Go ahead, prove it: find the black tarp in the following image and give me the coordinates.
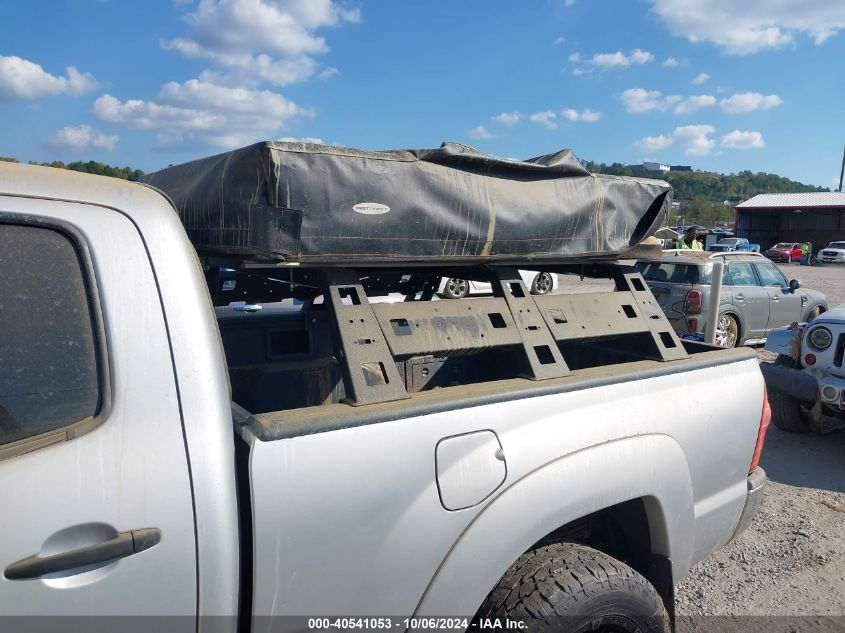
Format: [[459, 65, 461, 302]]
[[142, 141, 671, 265]]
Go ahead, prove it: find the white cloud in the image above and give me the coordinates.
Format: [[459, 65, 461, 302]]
[[492, 111, 523, 126], [721, 130, 765, 149], [568, 52, 581, 63], [554, 36, 566, 45], [565, 0, 575, 5], [674, 124, 716, 155], [162, 0, 360, 86], [49, 125, 119, 151], [719, 91, 782, 113], [637, 125, 716, 155], [619, 88, 677, 113], [649, 0, 845, 54], [561, 107, 602, 122], [468, 125, 494, 140], [93, 80, 310, 150], [636, 135, 676, 152], [318, 67, 339, 80], [0, 55, 97, 101], [529, 110, 558, 129], [673, 94, 716, 114], [572, 67, 592, 76], [692, 72, 709, 84], [621, 87, 716, 114], [662, 57, 680, 67], [588, 48, 654, 69]]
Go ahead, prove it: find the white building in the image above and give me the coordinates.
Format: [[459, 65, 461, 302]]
[[642, 162, 670, 172]]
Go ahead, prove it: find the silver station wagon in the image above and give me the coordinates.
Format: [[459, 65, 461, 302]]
[[637, 252, 828, 347]]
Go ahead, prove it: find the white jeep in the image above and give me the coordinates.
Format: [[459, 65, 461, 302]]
[[762, 304, 845, 433]]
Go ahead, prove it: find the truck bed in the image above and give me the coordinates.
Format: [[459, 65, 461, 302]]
[[215, 271, 763, 624], [234, 343, 762, 622]]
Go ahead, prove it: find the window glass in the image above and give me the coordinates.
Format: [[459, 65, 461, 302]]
[[755, 262, 788, 287], [727, 263, 757, 287], [0, 224, 100, 446], [637, 262, 701, 284]]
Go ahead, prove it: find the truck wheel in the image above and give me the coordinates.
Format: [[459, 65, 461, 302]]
[[442, 278, 469, 299], [807, 306, 822, 322], [475, 543, 669, 633], [531, 272, 554, 295]]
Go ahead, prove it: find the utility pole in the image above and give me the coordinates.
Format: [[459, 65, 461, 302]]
[[839, 145, 845, 192]]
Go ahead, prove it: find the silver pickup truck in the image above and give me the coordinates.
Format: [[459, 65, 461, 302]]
[[0, 163, 770, 632]]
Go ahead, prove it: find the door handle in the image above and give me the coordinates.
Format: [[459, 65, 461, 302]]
[[4, 528, 160, 581], [735, 294, 745, 300], [771, 295, 780, 302]]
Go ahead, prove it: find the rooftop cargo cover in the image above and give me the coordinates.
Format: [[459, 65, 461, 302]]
[[142, 141, 671, 265]]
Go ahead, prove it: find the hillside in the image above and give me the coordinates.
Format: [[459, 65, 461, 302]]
[[581, 160, 829, 225], [0, 156, 144, 182]]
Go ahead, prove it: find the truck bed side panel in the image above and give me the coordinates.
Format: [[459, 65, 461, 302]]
[[245, 356, 762, 619]]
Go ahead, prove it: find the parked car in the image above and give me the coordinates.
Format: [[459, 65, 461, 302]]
[[438, 270, 557, 298], [637, 252, 827, 347], [764, 242, 803, 263], [1, 162, 770, 628], [818, 241, 845, 264], [762, 305, 845, 434], [709, 237, 760, 253]]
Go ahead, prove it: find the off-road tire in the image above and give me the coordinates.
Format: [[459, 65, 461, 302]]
[[768, 387, 811, 433], [474, 543, 670, 633], [768, 355, 812, 433], [807, 306, 822, 321]]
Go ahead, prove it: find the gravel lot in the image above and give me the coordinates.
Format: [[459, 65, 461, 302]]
[[675, 262, 845, 624], [561, 262, 845, 625]]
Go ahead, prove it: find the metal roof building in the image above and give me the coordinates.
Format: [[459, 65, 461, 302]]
[[734, 192, 845, 253]]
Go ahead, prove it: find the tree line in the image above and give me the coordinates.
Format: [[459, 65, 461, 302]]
[[581, 160, 828, 226], [0, 156, 144, 181]]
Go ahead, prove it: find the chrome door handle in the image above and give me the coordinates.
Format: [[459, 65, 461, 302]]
[[771, 295, 780, 302], [735, 294, 744, 300]]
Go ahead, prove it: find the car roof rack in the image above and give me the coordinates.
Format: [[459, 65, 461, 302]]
[[708, 252, 765, 259]]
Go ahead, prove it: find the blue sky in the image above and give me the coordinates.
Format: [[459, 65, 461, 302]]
[[1, 0, 843, 187]]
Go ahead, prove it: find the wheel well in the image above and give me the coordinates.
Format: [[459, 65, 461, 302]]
[[527, 498, 674, 619]]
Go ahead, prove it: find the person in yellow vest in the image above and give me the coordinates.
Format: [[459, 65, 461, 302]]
[[800, 242, 810, 265], [675, 227, 703, 250]]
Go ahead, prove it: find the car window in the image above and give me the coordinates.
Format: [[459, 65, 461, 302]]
[[637, 262, 701, 284], [754, 262, 788, 287], [0, 224, 101, 447], [829, 242, 845, 249], [727, 263, 757, 286]]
